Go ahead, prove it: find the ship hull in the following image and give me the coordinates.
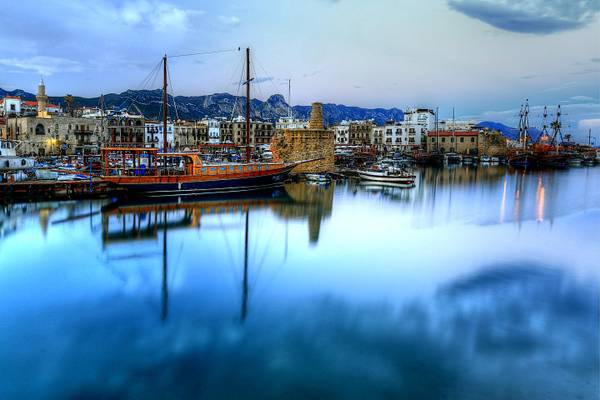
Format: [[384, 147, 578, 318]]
[[104, 165, 295, 198]]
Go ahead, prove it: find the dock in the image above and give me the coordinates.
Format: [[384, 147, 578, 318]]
[[1, 179, 122, 201]]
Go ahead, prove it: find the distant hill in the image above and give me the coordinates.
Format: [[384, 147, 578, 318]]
[[475, 121, 542, 142], [0, 88, 404, 125]]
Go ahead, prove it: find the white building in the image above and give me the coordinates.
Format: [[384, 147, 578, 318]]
[[333, 121, 350, 144], [0, 96, 21, 116], [145, 121, 174, 150], [371, 119, 426, 151], [276, 116, 309, 130], [404, 108, 436, 131], [198, 118, 222, 144]]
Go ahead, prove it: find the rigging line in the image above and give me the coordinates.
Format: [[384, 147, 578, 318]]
[[168, 47, 241, 59], [254, 54, 281, 99], [230, 64, 245, 120], [229, 55, 245, 120], [167, 63, 180, 121]]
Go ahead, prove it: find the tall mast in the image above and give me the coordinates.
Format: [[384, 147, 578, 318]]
[[245, 47, 251, 163], [162, 54, 168, 153], [435, 106, 439, 152], [522, 99, 529, 150], [452, 107, 455, 152]]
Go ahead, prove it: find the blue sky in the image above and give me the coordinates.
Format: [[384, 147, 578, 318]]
[[0, 0, 598, 139]]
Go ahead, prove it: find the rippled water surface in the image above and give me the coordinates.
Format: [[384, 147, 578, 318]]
[[1, 166, 599, 399]]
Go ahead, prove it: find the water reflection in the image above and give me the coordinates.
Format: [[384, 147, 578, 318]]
[[0, 167, 599, 399]]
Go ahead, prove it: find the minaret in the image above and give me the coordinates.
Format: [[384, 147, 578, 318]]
[[36, 77, 49, 118]]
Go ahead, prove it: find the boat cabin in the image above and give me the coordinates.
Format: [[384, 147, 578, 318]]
[[101, 147, 202, 177]]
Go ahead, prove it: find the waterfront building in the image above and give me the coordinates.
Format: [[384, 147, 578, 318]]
[[0, 80, 62, 117], [174, 121, 203, 150], [0, 117, 6, 140], [5, 115, 104, 155], [0, 97, 22, 116], [426, 130, 480, 154], [348, 120, 373, 146], [229, 117, 275, 147], [404, 108, 435, 131], [371, 119, 426, 152], [438, 119, 478, 131], [107, 111, 144, 146], [332, 121, 350, 144], [144, 120, 174, 150], [276, 116, 309, 130]]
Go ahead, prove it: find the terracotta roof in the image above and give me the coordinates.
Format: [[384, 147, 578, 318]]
[[1, 96, 21, 102], [427, 130, 480, 137], [21, 100, 59, 108]]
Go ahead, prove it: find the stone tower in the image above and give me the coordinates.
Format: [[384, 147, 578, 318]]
[[308, 102, 323, 130], [36, 77, 49, 118], [270, 100, 334, 173]]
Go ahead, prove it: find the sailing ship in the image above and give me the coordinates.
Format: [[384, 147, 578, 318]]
[[533, 106, 568, 168], [508, 100, 536, 168], [100, 48, 305, 197]]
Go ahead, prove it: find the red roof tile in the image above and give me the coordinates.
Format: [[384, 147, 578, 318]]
[[427, 130, 480, 137]]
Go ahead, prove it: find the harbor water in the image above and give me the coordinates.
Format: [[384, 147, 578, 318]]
[[1, 165, 599, 399]]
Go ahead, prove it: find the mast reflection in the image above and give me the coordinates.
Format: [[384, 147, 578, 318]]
[[100, 186, 332, 322]]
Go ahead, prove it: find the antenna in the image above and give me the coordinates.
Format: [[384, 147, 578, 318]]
[[288, 78, 292, 119]]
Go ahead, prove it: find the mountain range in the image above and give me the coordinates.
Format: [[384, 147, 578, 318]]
[[0, 88, 405, 125]]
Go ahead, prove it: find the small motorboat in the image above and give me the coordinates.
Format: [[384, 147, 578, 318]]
[[357, 164, 415, 185], [444, 152, 462, 164], [305, 173, 331, 183], [480, 155, 491, 163]]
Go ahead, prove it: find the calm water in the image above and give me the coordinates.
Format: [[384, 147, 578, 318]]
[[1, 166, 599, 400]]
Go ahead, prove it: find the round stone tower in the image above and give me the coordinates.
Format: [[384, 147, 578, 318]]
[[36, 77, 48, 118], [308, 102, 323, 130]]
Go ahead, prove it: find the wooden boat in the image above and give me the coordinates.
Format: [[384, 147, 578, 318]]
[[508, 150, 536, 168], [100, 147, 302, 197], [100, 48, 305, 198]]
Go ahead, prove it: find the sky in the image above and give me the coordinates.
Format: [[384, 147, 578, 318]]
[[0, 0, 599, 139]]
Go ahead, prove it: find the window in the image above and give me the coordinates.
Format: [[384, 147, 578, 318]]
[[431, 137, 436, 142], [460, 137, 464, 143], [441, 137, 446, 142], [10, 104, 15, 111], [35, 124, 45, 135], [471, 137, 475, 143]]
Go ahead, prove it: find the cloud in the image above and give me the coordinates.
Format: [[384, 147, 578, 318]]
[[0, 56, 83, 76], [570, 95, 597, 102], [448, 0, 600, 34], [591, 57, 600, 63], [120, 0, 204, 32], [520, 75, 538, 80], [302, 70, 322, 78], [218, 15, 241, 27], [578, 118, 600, 129], [570, 68, 600, 75]]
